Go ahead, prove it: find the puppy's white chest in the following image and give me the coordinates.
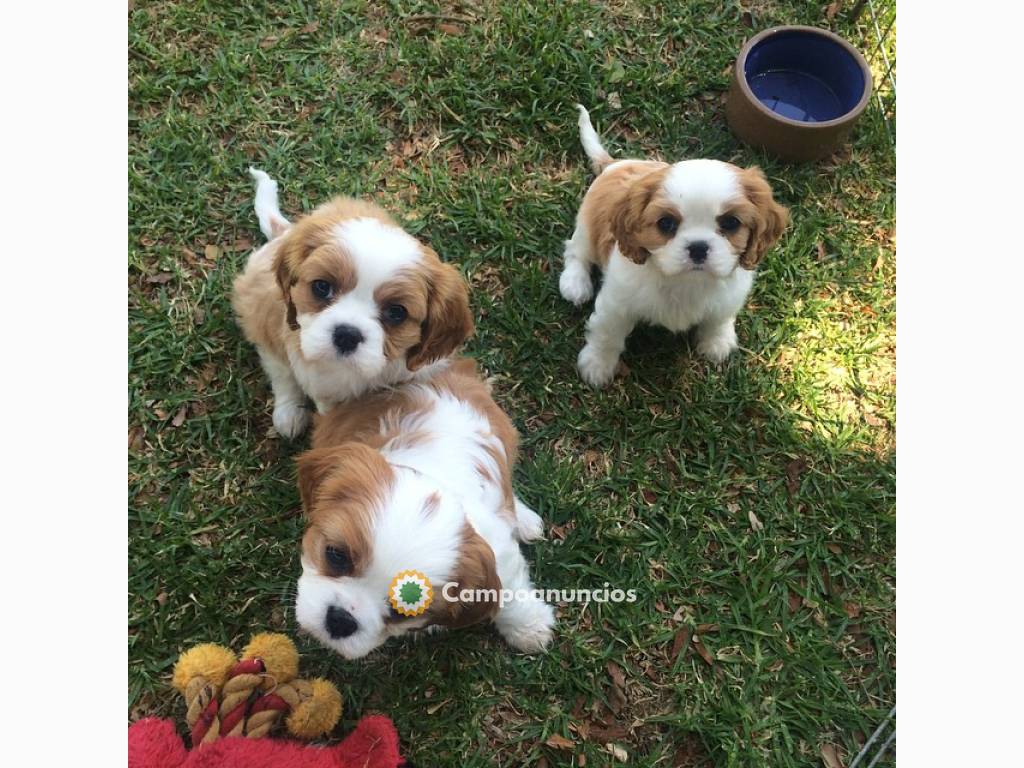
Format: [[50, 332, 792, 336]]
[[614, 260, 754, 331]]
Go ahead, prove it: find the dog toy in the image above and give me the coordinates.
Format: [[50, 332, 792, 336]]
[[170, 632, 342, 745], [129, 632, 408, 768]]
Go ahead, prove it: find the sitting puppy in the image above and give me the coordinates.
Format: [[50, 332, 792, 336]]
[[294, 359, 555, 659], [232, 169, 473, 437], [559, 106, 789, 387]]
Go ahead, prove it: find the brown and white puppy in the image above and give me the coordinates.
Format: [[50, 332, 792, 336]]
[[294, 359, 555, 659], [232, 169, 473, 437], [559, 106, 789, 387]]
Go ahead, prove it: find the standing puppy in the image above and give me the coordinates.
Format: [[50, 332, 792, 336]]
[[559, 106, 788, 387], [233, 170, 473, 437]]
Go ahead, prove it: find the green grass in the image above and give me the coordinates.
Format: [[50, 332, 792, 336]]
[[129, 2, 895, 766]]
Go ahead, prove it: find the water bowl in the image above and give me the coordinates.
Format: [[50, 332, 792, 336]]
[[726, 26, 873, 162]]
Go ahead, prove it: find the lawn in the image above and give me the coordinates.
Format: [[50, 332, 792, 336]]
[[128, 2, 895, 766]]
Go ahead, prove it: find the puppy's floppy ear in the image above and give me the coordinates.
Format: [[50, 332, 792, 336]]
[[738, 166, 789, 269], [273, 236, 301, 331], [430, 523, 501, 629], [407, 249, 474, 370], [611, 168, 667, 264]]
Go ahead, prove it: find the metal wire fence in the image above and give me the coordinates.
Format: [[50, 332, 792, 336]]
[[849, 0, 896, 146]]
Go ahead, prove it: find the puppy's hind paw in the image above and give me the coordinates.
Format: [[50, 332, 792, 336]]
[[514, 498, 546, 543], [272, 400, 310, 439]]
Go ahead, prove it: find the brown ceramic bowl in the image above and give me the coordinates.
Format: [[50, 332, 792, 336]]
[[726, 25, 873, 162]]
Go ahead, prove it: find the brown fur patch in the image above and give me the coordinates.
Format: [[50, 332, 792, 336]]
[[231, 239, 290, 360], [426, 522, 501, 629], [296, 443, 394, 578], [405, 248, 475, 370], [580, 160, 670, 265], [732, 166, 789, 269]]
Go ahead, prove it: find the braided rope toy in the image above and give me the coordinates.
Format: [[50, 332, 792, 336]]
[[171, 633, 341, 746]]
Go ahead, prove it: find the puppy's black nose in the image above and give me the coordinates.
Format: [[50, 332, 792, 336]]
[[332, 324, 364, 356], [325, 605, 358, 638], [688, 241, 709, 263]]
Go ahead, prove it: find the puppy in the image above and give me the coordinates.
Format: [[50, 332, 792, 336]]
[[294, 359, 555, 659], [232, 169, 473, 437], [559, 106, 789, 387]]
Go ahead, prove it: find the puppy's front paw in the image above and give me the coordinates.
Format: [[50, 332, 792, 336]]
[[514, 498, 545, 543], [696, 328, 738, 364], [498, 601, 556, 653], [577, 344, 618, 388], [272, 400, 310, 439], [559, 262, 594, 306]]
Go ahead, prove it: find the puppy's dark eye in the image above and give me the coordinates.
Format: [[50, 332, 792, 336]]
[[324, 545, 352, 576], [718, 215, 741, 232], [311, 280, 334, 301], [382, 304, 408, 325], [656, 215, 679, 235]]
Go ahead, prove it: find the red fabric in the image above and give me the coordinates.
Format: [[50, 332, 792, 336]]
[[129, 715, 405, 768]]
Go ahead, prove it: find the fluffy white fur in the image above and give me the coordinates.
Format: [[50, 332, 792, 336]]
[[295, 384, 554, 659]]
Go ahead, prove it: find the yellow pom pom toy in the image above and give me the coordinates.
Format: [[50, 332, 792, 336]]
[[169, 633, 342, 746]]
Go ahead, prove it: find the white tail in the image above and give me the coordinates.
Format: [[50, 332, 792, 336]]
[[576, 104, 614, 174], [249, 167, 291, 240]]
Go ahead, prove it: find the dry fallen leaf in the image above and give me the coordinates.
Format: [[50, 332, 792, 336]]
[[146, 272, 173, 284], [821, 742, 845, 768], [171, 404, 188, 428], [817, 241, 828, 261], [670, 627, 690, 661], [785, 458, 808, 495], [825, 2, 842, 22], [438, 22, 464, 36], [844, 602, 862, 619], [607, 744, 628, 762], [606, 662, 626, 690], [607, 91, 622, 109], [691, 637, 715, 666], [299, 21, 320, 34], [748, 510, 764, 532], [545, 734, 575, 750], [204, 244, 221, 261]]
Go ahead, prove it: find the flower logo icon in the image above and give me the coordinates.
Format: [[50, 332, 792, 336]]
[[388, 570, 433, 617]]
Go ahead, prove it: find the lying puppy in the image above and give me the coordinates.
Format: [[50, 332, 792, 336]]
[[559, 106, 789, 387], [232, 170, 473, 437], [294, 359, 555, 659]]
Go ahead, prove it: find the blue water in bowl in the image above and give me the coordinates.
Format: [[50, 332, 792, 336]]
[[744, 30, 867, 123], [748, 69, 844, 122]]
